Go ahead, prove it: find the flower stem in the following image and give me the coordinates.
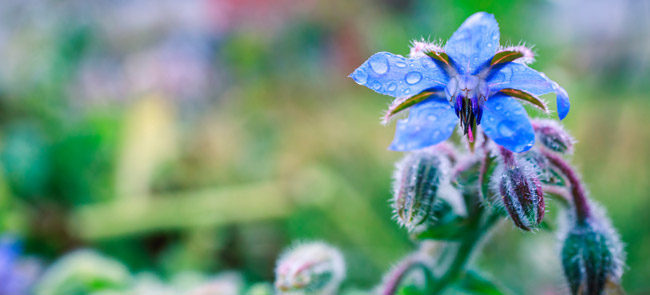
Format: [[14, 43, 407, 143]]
[[541, 149, 591, 223], [429, 209, 500, 293], [380, 257, 433, 295]]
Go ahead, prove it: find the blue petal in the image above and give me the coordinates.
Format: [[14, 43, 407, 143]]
[[444, 12, 500, 75], [350, 52, 448, 98], [389, 98, 457, 151], [482, 94, 535, 153], [551, 80, 570, 120], [487, 63, 571, 120]]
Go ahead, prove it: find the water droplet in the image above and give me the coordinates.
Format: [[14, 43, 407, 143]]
[[371, 81, 381, 90], [405, 72, 423, 85], [498, 122, 515, 137], [369, 55, 389, 74], [427, 115, 437, 121], [489, 117, 495, 122], [492, 34, 498, 41], [387, 83, 397, 91], [487, 43, 493, 48], [495, 104, 503, 111], [433, 130, 440, 138], [395, 61, 407, 68], [404, 89, 411, 95], [351, 69, 367, 84]]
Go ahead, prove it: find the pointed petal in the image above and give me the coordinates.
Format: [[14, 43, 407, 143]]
[[389, 98, 457, 151], [349, 52, 448, 98], [487, 63, 553, 95], [487, 63, 570, 120], [549, 78, 570, 120], [444, 12, 500, 74], [482, 94, 535, 153]]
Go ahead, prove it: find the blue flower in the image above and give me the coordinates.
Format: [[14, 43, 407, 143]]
[[0, 235, 37, 295], [349, 12, 570, 153]]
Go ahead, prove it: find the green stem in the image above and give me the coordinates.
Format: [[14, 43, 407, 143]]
[[429, 211, 500, 294]]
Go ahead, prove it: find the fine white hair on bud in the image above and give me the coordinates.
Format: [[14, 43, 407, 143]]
[[558, 201, 625, 295], [274, 242, 345, 295], [532, 119, 576, 154], [409, 39, 444, 58], [391, 150, 451, 232], [491, 148, 545, 231]]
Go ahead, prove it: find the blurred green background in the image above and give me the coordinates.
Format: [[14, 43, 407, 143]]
[[0, 0, 649, 294]]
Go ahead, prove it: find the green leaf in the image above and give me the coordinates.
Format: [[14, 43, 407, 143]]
[[479, 154, 498, 205], [397, 285, 427, 295], [384, 92, 436, 123], [499, 88, 548, 112], [424, 50, 452, 67], [490, 50, 524, 66], [454, 270, 510, 295], [413, 215, 469, 241]]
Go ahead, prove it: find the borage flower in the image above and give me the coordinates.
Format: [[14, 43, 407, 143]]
[[350, 12, 570, 152]]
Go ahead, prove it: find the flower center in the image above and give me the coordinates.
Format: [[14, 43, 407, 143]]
[[445, 75, 489, 139]]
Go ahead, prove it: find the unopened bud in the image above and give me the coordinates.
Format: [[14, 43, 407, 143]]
[[275, 242, 345, 295], [532, 119, 575, 154], [392, 151, 450, 232], [494, 148, 545, 231], [560, 208, 624, 295]]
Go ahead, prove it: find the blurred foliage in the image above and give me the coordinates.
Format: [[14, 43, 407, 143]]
[[0, 0, 648, 294]]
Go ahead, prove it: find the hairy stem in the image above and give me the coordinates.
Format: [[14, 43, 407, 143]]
[[380, 258, 433, 295], [541, 149, 591, 223], [429, 209, 501, 293]]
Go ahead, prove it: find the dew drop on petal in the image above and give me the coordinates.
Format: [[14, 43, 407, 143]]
[[369, 55, 389, 74], [498, 122, 515, 137], [427, 115, 437, 121], [371, 81, 382, 90], [351, 69, 368, 84], [403, 89, 411, 95], [395, 61, 407, 68], [405, 72, 423, 85], [387, 83, 397, 91]]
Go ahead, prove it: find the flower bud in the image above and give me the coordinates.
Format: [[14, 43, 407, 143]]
[[560, 209, 624, 295], [392, 151, 450, 232], [532, 119, 575, 154], [275, 242, 345, 295], [494, 149, 544, 231]]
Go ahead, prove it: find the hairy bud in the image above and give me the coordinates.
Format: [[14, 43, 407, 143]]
[[275, 242, 345, 295], [494, 148, 544, 231], [532, 119, 575, 154], [560, 207, 624, 295], [392, 151, 450, 232]]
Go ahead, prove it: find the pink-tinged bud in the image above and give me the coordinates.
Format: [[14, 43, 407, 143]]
[[532, 119, 575, 154], [494, 148, 545, 231], [392, 150, 451, 232], [275, 242, 345, 295], [560, 205, 624, 295]]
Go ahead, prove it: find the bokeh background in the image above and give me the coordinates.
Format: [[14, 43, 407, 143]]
[[1, 0, 649, 294]]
